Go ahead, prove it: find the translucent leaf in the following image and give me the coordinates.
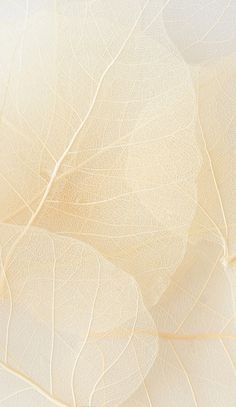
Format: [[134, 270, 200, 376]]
[[120, 52, 236, 407], [0, 224, 158, 406], [163, 0, 236, 64], [121, 239, 236, 407], [0, 0, 201, 307], [1, 1, 236, 406]]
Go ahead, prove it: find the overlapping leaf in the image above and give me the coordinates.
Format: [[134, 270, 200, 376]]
[[0, 1, 236, 406]]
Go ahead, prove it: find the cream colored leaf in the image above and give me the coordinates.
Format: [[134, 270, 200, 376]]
[[163, 0, 236, 64], [121, 51, 236, 407], [0, 224, 158, 407], [0, 1, 201, 307], [121, 239, 236, 407], [1, 1, 236, 406]]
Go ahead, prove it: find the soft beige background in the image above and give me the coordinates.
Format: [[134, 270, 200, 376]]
[[0, 1, 236, 406]]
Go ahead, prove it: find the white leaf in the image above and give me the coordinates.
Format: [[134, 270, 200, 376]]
[[1, 1, 236, 406], [0, 224, 158, 406], [0, 0, 201, 307]]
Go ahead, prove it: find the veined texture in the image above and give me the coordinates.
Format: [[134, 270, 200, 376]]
[[0, 1, 236, 406]]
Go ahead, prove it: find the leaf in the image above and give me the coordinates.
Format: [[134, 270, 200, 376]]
[[163, 0, 236, 64], [0, 224, 158, 406], [0, 0, 201, 307], [122, 239, 236, 407], [1, 1, 236, 406], [120, 43, 236, 407]]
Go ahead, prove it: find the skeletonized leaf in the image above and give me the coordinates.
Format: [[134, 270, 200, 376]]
[[121, 52, 236, 406], [0, 224, 158, 407], [0, 1, 201, 307], [122, 237, 236, 407]]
